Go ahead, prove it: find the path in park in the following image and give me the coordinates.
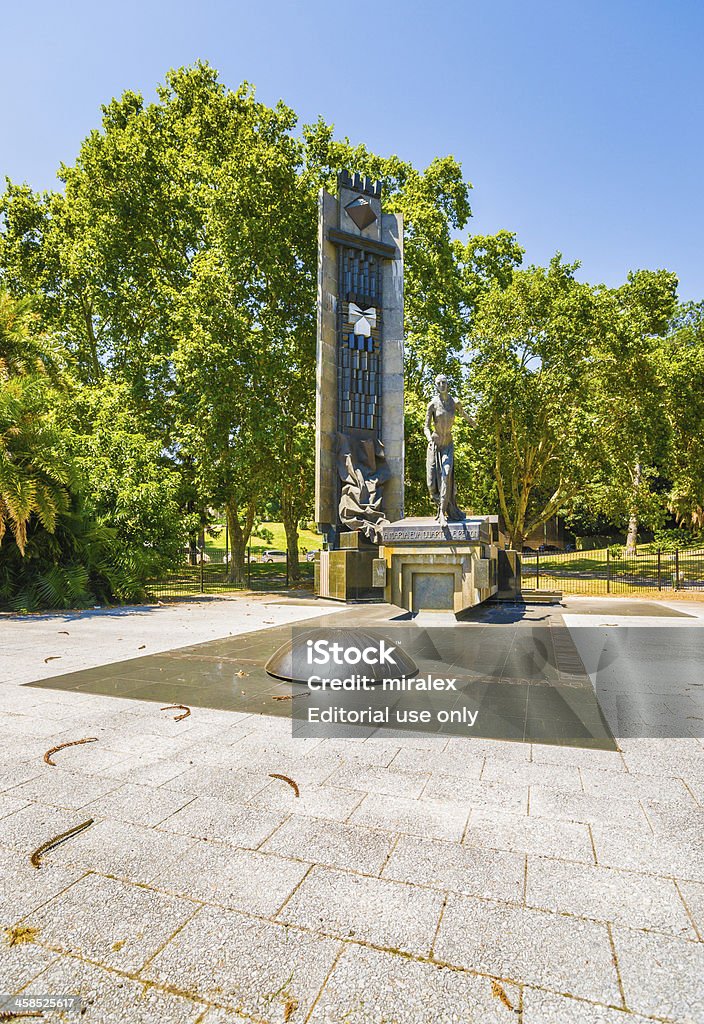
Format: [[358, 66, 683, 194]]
[[1, 594, 703, 1023]]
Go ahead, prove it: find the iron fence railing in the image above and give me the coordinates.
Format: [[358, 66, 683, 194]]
[[146, 547, 315, 599], [521, 546, 704, 595]]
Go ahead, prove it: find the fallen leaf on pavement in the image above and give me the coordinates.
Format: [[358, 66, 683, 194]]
[[491, 981, 514, 1011], [160, 704, 191, 722], [269, 773, 300, 798], [30, 819, 94, 869], [43, 737, 98, 766], [0, 1011, 44, 1020]]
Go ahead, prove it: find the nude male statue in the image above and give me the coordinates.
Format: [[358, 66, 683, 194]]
[[424, 374, 475, 527]]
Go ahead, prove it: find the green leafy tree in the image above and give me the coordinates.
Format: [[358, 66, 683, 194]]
[[3, 67, 503, 574], [467, 257, 601, 549], [657, 301, 704, 533], [7, 61, 689, 582], [67, 381, 189, 573], [590, 269, 678, 551], [5, 66, 320, 579]]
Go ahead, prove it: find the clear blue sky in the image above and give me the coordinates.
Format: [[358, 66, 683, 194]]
[[2, 0, 703, 299]]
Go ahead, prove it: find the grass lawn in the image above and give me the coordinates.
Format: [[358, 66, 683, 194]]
[[522, 547, 704, 593], [204, 521, 322, 555]]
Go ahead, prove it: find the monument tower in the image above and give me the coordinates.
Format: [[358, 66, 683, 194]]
[[313, 172, 508, 611], [314, 172, 404, 599]]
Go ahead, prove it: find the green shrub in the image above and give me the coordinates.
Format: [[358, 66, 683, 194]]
[[0, 505, 146, 612], [652, 527, 698, 551]]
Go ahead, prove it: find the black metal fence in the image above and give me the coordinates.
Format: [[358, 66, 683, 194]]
[[521, 547, 704, 595], [146, 548, 315, 599]]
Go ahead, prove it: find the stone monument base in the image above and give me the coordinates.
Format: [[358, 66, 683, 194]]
[[314, 530, 387, 602], [380, 516, 499, 615], [497, 548, 522, 601]]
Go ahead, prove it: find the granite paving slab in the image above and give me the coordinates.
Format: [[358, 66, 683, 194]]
[[521, 988, 652, 1023], [0, 843, 86, 930], [260, 816, 395, 875], [351, 791, 471, 842], [463, 807, 595, 863], [150, 840, 309, 915], [141, 904, 341, 1021], [20, 954, 210, 1023], [591, 822, 704, 882], [278, 865, 445, 955], [612, 926, 704, 1020], [52, 818, 198, 885], [434, 895, 621, 1004], [308, 944, 520, 1023], [383, 833, 525, 903], [23, 873, 200, 972], [155, 794, 285, 848], [526, 856, 695, 937]]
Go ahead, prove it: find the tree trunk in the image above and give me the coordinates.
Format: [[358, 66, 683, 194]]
[[280, 451, 307, 583], [225, 498, 255, 584], [625, 462, 642, 555], [282, 508, 300, 582], [507, 507, 527, 552]]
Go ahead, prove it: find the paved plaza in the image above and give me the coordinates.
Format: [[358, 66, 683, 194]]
[[1, 594, 703, 1023]]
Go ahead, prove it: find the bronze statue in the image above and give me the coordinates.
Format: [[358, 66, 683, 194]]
[[424, 374, 475, 526]]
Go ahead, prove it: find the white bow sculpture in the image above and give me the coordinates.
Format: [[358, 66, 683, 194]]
[[349, 303, 377, 338]]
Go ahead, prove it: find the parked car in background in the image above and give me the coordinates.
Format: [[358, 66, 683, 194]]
[[183, 546, 210, 562], [261, 550, 287, 563]]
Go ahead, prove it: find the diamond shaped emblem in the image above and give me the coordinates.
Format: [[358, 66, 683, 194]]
[[345, 196, 377, 230]]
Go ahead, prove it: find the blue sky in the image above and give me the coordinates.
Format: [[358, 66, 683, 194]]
[[2, 0, 703, 299]]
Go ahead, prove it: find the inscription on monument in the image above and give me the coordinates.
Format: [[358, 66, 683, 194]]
[[383, 522, 482, 544]]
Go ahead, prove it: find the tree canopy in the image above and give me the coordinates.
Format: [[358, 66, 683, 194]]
[[0, 61, 701, 607]]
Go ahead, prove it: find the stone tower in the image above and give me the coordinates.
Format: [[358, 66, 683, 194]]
[[314, 172, 404, 599]]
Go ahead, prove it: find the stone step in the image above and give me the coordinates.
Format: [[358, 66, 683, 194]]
[[492, 589, 563, 604]]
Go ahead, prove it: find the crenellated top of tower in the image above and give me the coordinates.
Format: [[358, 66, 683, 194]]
[[337, 171, 382, 199]]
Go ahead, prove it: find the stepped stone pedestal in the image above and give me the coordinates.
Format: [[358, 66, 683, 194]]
[[380, 516, 500, 616]]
